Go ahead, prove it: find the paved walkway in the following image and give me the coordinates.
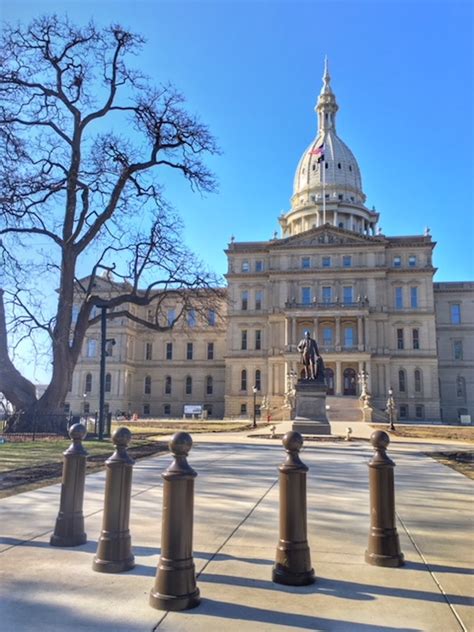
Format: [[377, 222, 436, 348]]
[[0, 432, 473, 631]]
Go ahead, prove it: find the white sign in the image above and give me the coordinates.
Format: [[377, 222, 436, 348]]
[[460, 415, 471, 425], [184, 405, 202, 415]]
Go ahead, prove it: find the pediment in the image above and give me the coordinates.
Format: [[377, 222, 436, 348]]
[[272, 225, 385, 249]]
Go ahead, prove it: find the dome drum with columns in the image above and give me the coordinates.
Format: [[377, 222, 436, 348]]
[[280, 59, 379, 238]]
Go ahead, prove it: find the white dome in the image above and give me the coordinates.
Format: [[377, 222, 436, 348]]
[[279, 59, 378, 238], [293, 131, 364, 204]]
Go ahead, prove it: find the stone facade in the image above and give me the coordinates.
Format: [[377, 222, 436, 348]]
[[434, 282, 474, 422], [66, 62, 473, 423]]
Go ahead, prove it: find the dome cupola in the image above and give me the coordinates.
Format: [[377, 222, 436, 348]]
[[279, 59, 379, 237]]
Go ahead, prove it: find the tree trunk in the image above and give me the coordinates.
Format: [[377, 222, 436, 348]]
[[0, 289, 37, 412]]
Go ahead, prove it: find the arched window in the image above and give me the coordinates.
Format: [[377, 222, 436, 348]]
[[206, 376, 213, 395], [185, 376, 192, 395], [165, 376, 172, 395], [456, 376, 466, 400], [398, 369, 406, 393], [105, 373, 112, 393], [144, 375, 151, 395], [85, 373, 92, 393], [414, 369, 422, 393], [255, 369, 261, 391], [241, 369, 247, 391]]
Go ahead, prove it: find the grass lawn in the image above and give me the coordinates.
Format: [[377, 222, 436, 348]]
[[111, 421, 251, 436], [0, 437, 147, 473], [369, 424, 474, 443]]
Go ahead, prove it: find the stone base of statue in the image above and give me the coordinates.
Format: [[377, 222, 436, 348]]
[[292, 380, 331, 435]]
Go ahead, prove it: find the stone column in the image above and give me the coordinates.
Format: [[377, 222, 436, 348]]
[[358, 317, 364, 351], [335, 317, 341, 349], [285, 318, 290, 347], [291, 318, 296, 347], [335, 361, 342, 395], [313, 317, 319, 340]]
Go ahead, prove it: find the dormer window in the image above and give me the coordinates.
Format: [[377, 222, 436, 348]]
[[325, 162, 328, 169]]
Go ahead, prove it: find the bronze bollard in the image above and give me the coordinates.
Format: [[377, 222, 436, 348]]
[[365, 430, 405, 567], [50, 423, 88, 547], [93, 427, 135, 573], [149, 432, 200, 611], [272, 431, 315, 586]]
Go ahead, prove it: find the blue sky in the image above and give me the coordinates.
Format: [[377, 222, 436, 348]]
[[2, 0, 473, 382]]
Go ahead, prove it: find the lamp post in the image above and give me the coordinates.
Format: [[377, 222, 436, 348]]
[[386, 387, 396, 431], [98, 304, 116, 441], [252, 386, 257, 429]]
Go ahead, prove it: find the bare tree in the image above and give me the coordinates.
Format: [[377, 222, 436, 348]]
[[0, 16, 220, 426]]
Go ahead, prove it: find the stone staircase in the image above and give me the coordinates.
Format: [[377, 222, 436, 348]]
[[326, 396, 364, 422]]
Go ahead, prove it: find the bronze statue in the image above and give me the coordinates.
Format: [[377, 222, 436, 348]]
[[297, 330, 325, 381]]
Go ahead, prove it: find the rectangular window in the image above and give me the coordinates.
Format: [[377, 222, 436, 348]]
[[397, 328, 404, 350], [453, 340, 463, 360], [410, 287, 418, 308], [241, 330, 247, 350], [145, 342, 153, 360], [255, 290, 263, 310], [240, 403, 247, 415], [143, 403, 150, 416], [255, 330, 262, 350], [415, 405, 424, 419], [301, 256, 310, 269], [166, 342, 173, 360], [187, 309, 196, 327], [255, 260, 264, 272], [408, 255, 417, 267], [186, 342, 193, 360], [395, 287, 403, 309], [322, 256, 331, 268], [83, 402, 90, 415], [241, 260, 250, 272], [412, 329, 420, 350], [208, 310, 217, 326], [64, 403, 70, 414], [87, 339, 97, 358], [167, 308, 175, 326], [393, 256, 401, 267], [322, 286, 332, 303], [164, 404, 171, 416], [204, 403, 213, 417], [343, 286, 353, 304], [165, 376, 172, 394], [399, 404, 408, 419], [207, 342, 214, 360], [342, 255, 352, 268], [323, 327, 333, 346], [301, 287, 311, 304], [451, 304, 461, 324], [344, 326, 354, 348], [241, 290, 248, 310]]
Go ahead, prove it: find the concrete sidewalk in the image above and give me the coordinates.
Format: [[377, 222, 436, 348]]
[[0, 436, 473, 631]]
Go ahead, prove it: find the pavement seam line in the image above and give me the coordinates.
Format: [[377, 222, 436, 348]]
[[152, 475, 279, 631], [396, 511, 467, 632]]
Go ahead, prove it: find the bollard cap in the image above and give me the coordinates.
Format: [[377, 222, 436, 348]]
[[368, 430, 394, 467], [282, 431, 303, 453], [112, 426, 132, 448], [280, 431, 308, 473], [370, 430, 390, 450], [65, 423, 88, 456], [169, 432, 193, 457], [69, 423, 87, 441], [164, 432, 196, 479]]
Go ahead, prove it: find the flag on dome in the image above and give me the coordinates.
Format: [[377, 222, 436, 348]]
[[309, 143, 325, 163]]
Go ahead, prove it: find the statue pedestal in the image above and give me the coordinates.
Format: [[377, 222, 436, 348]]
[[292, 380, 331, 435]]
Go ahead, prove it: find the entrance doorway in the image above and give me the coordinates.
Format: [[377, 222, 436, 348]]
[[343, 368, 357, 395], [325, 368, 335, 395]]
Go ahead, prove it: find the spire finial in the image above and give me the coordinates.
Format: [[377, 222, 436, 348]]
[[322, 55, 332, 94]]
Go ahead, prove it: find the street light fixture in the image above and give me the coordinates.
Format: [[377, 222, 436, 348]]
[[252, 385, 257, 429], [387, 387, 396, 432]]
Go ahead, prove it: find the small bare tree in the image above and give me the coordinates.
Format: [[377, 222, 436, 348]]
[[0, 16, 220, 427]]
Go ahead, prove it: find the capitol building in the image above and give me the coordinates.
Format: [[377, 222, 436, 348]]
[[67, 63, 473, 424]]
